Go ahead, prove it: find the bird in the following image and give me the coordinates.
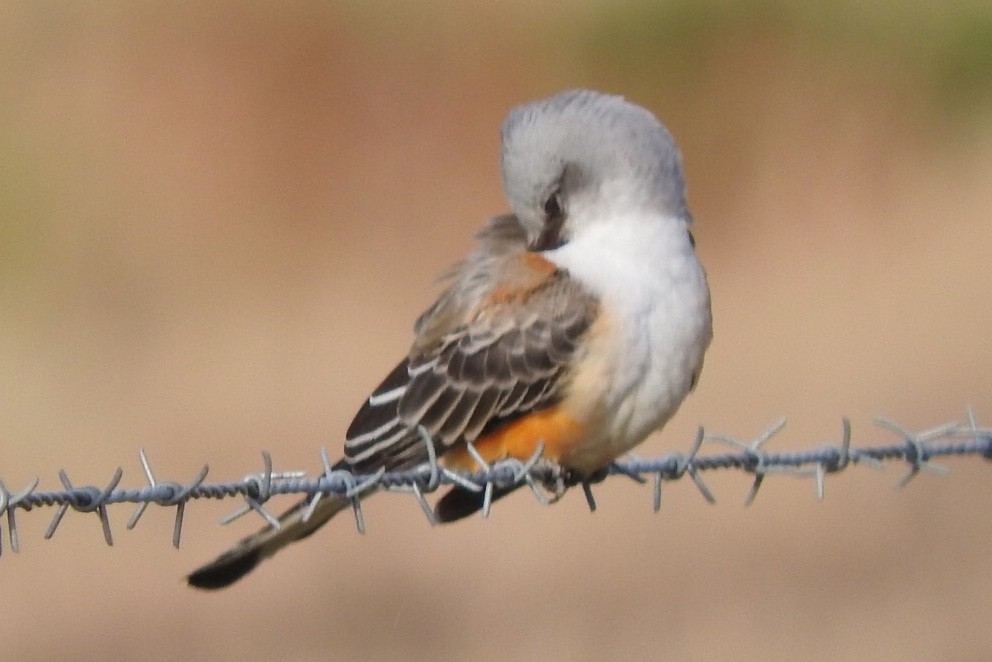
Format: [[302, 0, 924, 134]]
[[187, 89, 713, 589]]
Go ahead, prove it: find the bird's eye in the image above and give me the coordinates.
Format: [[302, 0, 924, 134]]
[[543, 191, 563, 221], [532, 190, 566, 251]]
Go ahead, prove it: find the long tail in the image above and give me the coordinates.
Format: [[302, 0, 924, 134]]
[[187, 481, 524, 589], [186, 493, 356, 590]]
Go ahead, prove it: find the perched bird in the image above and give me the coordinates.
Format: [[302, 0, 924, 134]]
[[187, 89, 712, 589]]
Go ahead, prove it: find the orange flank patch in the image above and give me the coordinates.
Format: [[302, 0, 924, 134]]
[[518, 251, 558, 276], [480, 252, 559, 308], [441, 406, 584, 472]]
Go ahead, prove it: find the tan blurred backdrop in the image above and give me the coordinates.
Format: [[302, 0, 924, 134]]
[[2, 2, 991, 660]]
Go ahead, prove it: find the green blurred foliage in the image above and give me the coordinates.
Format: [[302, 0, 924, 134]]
[[577, 0, 992, 114]]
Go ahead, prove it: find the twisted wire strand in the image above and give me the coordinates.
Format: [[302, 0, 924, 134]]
[[1, 412, 990, 555]]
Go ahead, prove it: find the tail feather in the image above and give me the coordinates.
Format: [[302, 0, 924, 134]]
[[434, 484, 521, 522], [187, 494, 353, 590], [188, 482, 527, 589]]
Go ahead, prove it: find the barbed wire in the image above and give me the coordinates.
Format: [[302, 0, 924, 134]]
[[1, 411, 990, 556]]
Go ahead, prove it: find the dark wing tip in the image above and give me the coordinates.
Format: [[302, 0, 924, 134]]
[[187, 547, 264, 590], [346, 359, 410, 441]]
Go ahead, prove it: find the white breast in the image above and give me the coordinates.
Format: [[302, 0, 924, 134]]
[[545, 214, 712, 472]]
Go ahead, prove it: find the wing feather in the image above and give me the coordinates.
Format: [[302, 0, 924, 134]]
[[344, 215, 599, 472], [437, 390, 480, 440]]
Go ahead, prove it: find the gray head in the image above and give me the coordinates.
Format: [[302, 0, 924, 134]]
[[500, 89, 689, 250]]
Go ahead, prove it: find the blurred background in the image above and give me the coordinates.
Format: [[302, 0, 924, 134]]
[[2, 2, 991, 660]]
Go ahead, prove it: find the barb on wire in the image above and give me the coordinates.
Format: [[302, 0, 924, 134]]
[[126, 450, 210, 548], [1, 410, 991, 554]]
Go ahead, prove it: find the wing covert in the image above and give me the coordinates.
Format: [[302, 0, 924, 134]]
[[344, 216, 598, 472]]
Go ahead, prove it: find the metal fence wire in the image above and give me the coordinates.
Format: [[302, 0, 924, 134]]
[[1, 411, 990, 556]]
